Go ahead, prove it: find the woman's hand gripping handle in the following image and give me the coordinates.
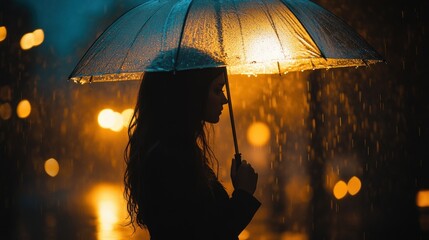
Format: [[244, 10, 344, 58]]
[[230, 155, 258, 195]]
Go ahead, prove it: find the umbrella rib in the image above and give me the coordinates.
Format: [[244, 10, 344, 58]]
[[173, 0, 195, 71], [231, 0, 248, 62], [280, 0, 327, 60], [214, 0, 227, 58], [259, 0, 288, 62], [286, 0, 383, 61], [118, 2, 169, 73], [70, 2, 148, 79]]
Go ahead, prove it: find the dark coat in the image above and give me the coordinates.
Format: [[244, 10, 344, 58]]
[[140, 141, 261, 240]]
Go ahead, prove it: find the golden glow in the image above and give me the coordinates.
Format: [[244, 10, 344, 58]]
[[248, 34, 284, 64], [121, 108, 134, 128], [231, 34, 287, 75], [247, 121, 271, 147], [347, 176, 361, 196], [324, 166, 340, 192], [86, 184, 125, 240], [99, 200, 118, 231], [0, 103, 12, 120], [32, 29, 44, 46], [417, 190, 429, 208], [285, 178, 310, 203], [20, 33, 34, 50], [333, 180, 348, 199], [0, 26, 6, 41], [17, 99, 31, 118], [44, 158, 60, 177]]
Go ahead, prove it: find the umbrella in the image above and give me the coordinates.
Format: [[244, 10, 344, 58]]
[[69, 0, 384, 162]]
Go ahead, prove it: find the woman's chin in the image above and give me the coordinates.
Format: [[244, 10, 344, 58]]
[[205, 117, 220, 124]]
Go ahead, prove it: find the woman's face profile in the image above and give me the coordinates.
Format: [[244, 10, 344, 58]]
[[203, 73, 228, 123]]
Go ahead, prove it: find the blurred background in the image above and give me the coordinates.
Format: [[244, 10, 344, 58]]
[[1, 0, 428, 239]]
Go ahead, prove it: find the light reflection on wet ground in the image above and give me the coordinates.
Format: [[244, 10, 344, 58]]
[[10, 179, 282, 240], [14, 183, 149, 240]]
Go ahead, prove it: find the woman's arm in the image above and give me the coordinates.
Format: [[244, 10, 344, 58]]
[[226, 157, 261, 236], [143, 144, 204, 239]]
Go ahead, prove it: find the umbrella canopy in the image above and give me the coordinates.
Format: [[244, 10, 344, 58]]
[[69, 0, 383, 84], [69, 0, 384, 160]]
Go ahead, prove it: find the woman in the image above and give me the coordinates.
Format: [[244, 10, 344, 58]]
[[124, 67, 260, 240]]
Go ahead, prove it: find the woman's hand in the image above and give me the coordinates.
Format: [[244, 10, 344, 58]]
[[230, 158, 258, 195]]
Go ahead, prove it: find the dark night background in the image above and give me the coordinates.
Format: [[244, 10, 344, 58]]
[[1, 0, 428, 239]]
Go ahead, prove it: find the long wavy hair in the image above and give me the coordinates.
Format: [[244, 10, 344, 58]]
[[124, 67, 227, 230]]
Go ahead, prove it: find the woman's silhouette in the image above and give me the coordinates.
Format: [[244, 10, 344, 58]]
[[124, 58, 260, 239]]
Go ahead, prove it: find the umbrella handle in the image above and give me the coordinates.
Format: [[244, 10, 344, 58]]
[[224, 71, 242, 168]]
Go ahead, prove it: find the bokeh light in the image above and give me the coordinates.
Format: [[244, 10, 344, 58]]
[[20, 29, 45, 50], [44, 158, 60, 177], [16, 99, 31, 118], [98, 108, 133, 132], [333, 180, 348, 199], [347, 176, 361, 196], [121, 108, 134, 128], [32, 29, 44, 46], [20, 32, 34, 50], [98, 109, 115, 129], [247, 121, 271, 147], [0, 103, 12, 120], [109, 111, 123, 132], [0, 85, 12, 101], [417, 190, 429, 208], [0, 26, 6, 41]]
